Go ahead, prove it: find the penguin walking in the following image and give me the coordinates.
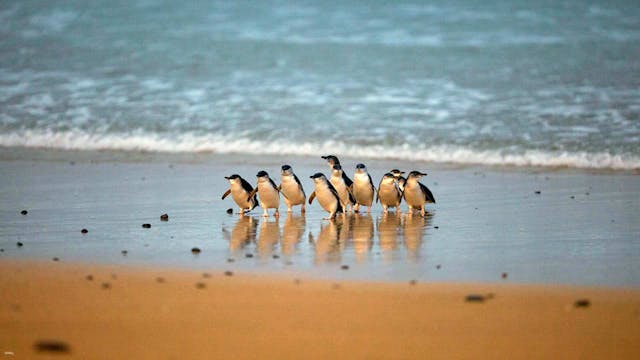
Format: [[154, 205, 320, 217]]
[[279, 165, 306, 213], [352, 163, 375, 213], [248, 171, 281, 218], [329, 164, 356, 212], [403, 171, 436, 216], [222, 174, 258, 214], [321, 155, 353, 189], [389, 169, 407, 192], [377, 172, 403, 214], [309, 173, 343, 220]]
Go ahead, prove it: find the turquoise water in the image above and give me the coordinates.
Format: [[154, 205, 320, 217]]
[[1, 0, 639, 169]]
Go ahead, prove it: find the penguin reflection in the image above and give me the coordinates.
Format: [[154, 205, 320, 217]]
[[226, 216, 258, 253], [257, 217, 280, 259], [282, 213, 306, 256], [311, 219, 343, 264], [352, 213, 374, 262], [377, 213, 402, 263], [403, 213, 431, 261]]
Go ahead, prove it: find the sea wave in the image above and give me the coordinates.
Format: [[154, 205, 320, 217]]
[[1, 130, 639, 171]]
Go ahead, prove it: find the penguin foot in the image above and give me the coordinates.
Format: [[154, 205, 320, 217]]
[[274, 210, 280, 218]]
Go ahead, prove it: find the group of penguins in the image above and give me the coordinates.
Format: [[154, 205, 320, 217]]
[[222, 155, 436, 219]]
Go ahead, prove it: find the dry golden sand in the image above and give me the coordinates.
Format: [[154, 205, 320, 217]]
[[1, 260, 639, 359]]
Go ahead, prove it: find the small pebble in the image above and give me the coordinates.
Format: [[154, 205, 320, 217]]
[[101, 282, 111, 289], [436, 264, 441, 269], [142, 223, 151, 228], [20, 210, 28, 215], [245, 253, 253, 258], [0, 248, 4, 252], [111, 274, 117, 280], [585, 192, 590, 195], [224, 271, 233, 276], [501, 272, 508, 279], [33, 340, 71, 354], [574, 299, 591, 308], [195, 282, 206, 289], [52, 257, 59, 262], [156, 277, 165, 283], [121, 250, 128, 256], [16, 242, 23, 247], [293, 279, 301, 285], [465, 294, 485, 303], [332, 283, 341, 290], [570, 195, 575, 199], [81, 229, 88, 234], [202, 272, 211, 278], [285, 261, 294, 266], [409, 279, 418, 285], [227, 258, 235, 263], [86, 275, 93, 281], [226, 208, 233, 214], [434, 226, 439, 229], [160, 214, 169, 221], [534, 190, 541, 195], [272, 254, 280, 259], [191, 247, 201, 254], [341, 265, 349, 270]]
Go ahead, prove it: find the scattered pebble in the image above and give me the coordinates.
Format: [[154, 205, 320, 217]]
[[465, 294, 485, 303], [111, 274, 117, 280], [142, 223, 151, 228], [436, 264, 441, 270], [501, 272, 508, 279], [121, 250, 128, 256], [409, 280, 418, 285], [226, 208, 234, 214], [585, 192, 590, 196], [227, 258, 235, 263], [574, 299, 591, 308], [20, 210, 28, 215], [81, 229, 88, 234], [245, 253, 253, 258], [293, 278, 301, 285], [434, 226, 439, 229], [195, 282, 206, 289], [534, 190, 541, 195], [52, 257, 59, 262], [101, 282, 111, 289], [570, 195, 575, 199], [0, 248, 4, 252], [486, 293, 495, 300], [160, 214, 169, 221], [224, 271, 233, 277], [202, 272, 211, 278], [16, 242, 23, 247], [156, 277, 165, 283], [86, 275, 93, 281], [341, 265, 350, 270], [33, 340, 71, 354], [191, 247, 201, 254], [332, 283, 341, 290], [272, 254, 280, 259], [285, 261, 294, 266]]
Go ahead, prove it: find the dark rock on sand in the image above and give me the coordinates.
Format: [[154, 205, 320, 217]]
[[17, 242, 23, 247], [202, 273, 211, 278], [436, 264, 441, 269], [224, 271, 233, 276], [227, 258, 235, 263], [574, 299, 591, 308], [191, 247, 201, 254], [142, 223, 151, 228], [465, 294, 485, 303], [34, 340, 71, 354], [195, 282, 206, 289], [156, 277, 165, 283], [52, 257, 59, 262], [534, 190, 541, 194], [86, 275, 93, 281], [245, 253, 253, 258], [101, 282, 111, 289], [81, 229, 88, 234], [409, 280, 418, 285], [341, 265, 350, 270], [121, 250, 128, 256], [160, 214, 169, 221], [272, 254, 280, 259], [226, 208, 233, 214], [20, 210, 28, 215], [502, 272, 508, 279]]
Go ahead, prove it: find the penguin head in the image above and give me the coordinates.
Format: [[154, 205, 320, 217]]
[[225, 174, 241, 184], [355, 163, 367, 173], [310, 172, 327, 183], [321, 155, 340, 166], [281, 165, 293, 176], [390, 169, 405, 178], [256, 170, 269, 182], [331, 164, 342, 176], [381, 173, 396, 184], [407, 171, 427, 179]]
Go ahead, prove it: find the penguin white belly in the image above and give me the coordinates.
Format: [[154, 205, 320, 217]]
[[258, 183, 280, 208], [317, 186, 339, 213], [330, 177, 351, 205], [281, 179, 305, 205], [403, 184, 424, 207], [231, 184, 251, 208], [378, 186, 400, 207], [353, 175, 373, 206]]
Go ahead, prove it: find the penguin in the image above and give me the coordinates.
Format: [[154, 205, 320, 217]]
[[352, 163, 375, 213], [308, 173, 343, 220], [403, 171, 436, 216], [247, 171, 281, 218], [279, 165, 306, 213], [389, 169, 407, 192], [376, 172, 403, 214], [222, 174, 258, 214], [321, 155, 353, 188], [329, 164, 356, 212]]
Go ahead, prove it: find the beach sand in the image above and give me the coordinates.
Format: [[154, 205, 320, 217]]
[[1, 260, 639, 359]]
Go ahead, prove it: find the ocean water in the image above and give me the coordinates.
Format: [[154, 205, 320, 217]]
[[1, 0, 639, 170]]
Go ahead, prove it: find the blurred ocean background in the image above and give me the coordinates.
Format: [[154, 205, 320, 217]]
[[1, 0, 639, 169]]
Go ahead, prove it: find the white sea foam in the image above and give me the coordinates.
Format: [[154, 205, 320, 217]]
[[1, 130, 638, 171]]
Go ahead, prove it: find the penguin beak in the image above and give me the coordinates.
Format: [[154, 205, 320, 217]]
[[224, 176, 230, 180]]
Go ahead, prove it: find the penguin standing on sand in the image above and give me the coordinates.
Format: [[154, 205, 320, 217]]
[[309, 173, 343, 220], [248, 171, 281, 218], [329, 164, 356, 212], [352, 163, 375, 213], [403, 171, 436, 216], [222, 174, 258, 214], [279, 165, 306, 213], [377, 172, 403, 214], [321, 155, 353, 188], [389, 169, 406, 192]]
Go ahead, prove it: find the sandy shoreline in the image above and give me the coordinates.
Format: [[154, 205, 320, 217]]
[[1, 259, 639, 359]]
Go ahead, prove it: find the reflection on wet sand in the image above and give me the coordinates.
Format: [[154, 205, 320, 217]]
[[257, 218, 280, 258], [310, 219, 343, 264], [281, 213, 306, 256], [377, 213, 402, 263], [224, 216, 258, 253], [352, 214, 374, 263], [403, 213, 432, 261]]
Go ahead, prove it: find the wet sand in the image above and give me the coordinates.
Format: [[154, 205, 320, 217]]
[[1, 260, 639, 359]]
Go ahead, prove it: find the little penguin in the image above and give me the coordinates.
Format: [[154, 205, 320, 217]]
[[352, 163, 375, 213], [279, 165, 306, 213], [403, 171, 436, 216], [389, 169, 407, 192], [308, 173, 343, 220], [329, 164, 356, 212], [248, 171, 281, 218], [222, 174, 258, 214], [321, 155, 353, 188], [377, 172, 403, 214]]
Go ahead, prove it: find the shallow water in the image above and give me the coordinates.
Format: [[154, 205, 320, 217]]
[[1, 156, 638, 286]]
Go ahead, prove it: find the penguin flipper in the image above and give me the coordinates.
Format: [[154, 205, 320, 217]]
[[308, 191, 316, 204], [247, 188, 259, 202], [419, 183, 436, 203], [221, 189, 231, 200]]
